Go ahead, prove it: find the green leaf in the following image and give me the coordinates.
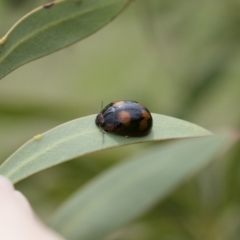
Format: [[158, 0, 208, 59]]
[[49, 135, 225, 240], [0, 0, 130, 80], [0, 114, 211, 183]]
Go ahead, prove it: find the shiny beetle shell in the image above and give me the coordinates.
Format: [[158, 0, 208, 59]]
[[95, 100, 153, 137]]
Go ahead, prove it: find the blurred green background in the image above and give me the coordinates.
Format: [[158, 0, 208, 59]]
[[1, 0, 240, 239]]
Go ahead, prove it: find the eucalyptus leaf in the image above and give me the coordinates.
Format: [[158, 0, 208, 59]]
[[0, 114, 211, 183], [49, 135, 225, 240], [0, 0, 130, 80]]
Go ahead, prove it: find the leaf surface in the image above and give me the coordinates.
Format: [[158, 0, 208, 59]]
[[0, 114, 211, 183]]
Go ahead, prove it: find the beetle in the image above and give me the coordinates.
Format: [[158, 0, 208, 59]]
[[95, 100, 153, 137]]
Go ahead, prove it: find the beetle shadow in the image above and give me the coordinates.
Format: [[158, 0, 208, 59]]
[[100, 130, 155, 147]]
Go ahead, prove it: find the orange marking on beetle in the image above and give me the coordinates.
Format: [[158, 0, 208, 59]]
[[139, 110, 151, 131], [118, 110, 131, 126], [113, 101, 125, 106], [104, 123, 115, 131], [43, 2, 54, 9]]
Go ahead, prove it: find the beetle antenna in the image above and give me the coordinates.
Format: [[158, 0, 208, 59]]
[[98, 123, 106, 143], [102, 129, 105, 143]]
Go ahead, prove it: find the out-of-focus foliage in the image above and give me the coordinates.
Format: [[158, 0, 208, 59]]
[[2, 0, 31, 8], [0, 0, 130, 80], [0, 0, 240, 239], [49, 136, 225, 240]]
